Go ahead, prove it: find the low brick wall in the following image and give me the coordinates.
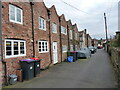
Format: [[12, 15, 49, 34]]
[[110, 47, 120, 87]]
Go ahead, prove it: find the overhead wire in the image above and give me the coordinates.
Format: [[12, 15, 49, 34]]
[[60, 0, 90, 15]]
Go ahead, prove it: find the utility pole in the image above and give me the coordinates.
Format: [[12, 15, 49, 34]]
[[0, 1, 2, 89], [104, 13, 108, 52]]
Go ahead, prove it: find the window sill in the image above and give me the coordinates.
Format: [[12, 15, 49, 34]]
[[10, 20, 23, 25], [62, 51, 67, 53], [61, 33, 67, 35], [52, 32, 57, 34], [39, 52, 49, 54], [5, 54, 26, 59], [39, 28, 46, 31]]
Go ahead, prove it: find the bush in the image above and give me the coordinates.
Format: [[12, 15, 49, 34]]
[[117, 35, 120, 47]]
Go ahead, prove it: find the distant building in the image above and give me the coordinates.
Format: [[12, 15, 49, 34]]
[[86, 34, 92, 47], [92, 39, 99, 47], [79, 29, 87, 48]]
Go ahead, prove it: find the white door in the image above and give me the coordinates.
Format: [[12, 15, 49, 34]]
[[53, 42, 58, 64]]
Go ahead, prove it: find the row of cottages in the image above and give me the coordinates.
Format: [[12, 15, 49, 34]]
[[0, 1, 80, 84], [92, 39, 99, 47], [79, 29, 87, 48], [79, 29, 93, 48], [67, 20, 80, 51], [86, 34, 92, 47]]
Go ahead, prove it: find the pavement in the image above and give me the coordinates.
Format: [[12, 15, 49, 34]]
[[4, 49, 116, 88]]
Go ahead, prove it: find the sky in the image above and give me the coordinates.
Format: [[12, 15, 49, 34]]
[[44, 0, 119, 40]]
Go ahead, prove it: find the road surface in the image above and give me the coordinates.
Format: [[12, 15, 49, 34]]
[[5, 49, 116, 88]]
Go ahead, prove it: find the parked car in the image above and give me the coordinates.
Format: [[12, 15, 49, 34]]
[[94, 46, 97, 52], [88, 46, 96, 54], [77, 47, 91, 59], [97, 44, 103, 49]]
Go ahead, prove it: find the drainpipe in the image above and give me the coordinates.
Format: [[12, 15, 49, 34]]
[[73, 30, 75, 51], [67, 25, 70, 51], [47, 10, 52, 67], [30, 0, 35, 58], [59, 18, 63, 63], [0, 1, 8, 85], [86, 34, 88, 47]]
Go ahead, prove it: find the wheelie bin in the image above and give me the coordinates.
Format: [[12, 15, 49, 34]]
[[30, 58, 42, 77], [20, 59, 35, 80], [68, 51, 78, 62]]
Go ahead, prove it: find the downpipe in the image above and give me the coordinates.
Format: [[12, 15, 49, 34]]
[[0, 1, 8, 86]]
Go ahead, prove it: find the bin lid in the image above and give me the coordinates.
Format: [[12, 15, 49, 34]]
[[30, 58, 41, 61], [9, 74, 17, 78], [68, 56, 73, 62], [20, 59, 34, 62]]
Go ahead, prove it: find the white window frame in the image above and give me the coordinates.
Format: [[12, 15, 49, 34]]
[[39, 17, 46, 31], [61, 26, 67, 35], [69, 30, 73, 40], [70, 45, 73, 51], [75, 45, 78, 51], [9, 4, 23, 24], [52, 23, 57, 33], [75, 33, 78, 40], [62, 45, 67, 53], [38, 41, 49, 53], [5, 39, 26, 59]]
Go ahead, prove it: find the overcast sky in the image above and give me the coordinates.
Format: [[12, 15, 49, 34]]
[[44, 0, 119, 39]]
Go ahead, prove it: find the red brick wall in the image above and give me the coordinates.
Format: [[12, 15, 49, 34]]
[[49, 6, 61, 64], [1, 2, 52, 84], [33, 2, 51, 69], [73, 24, 80, 50], [2, 2, 33, 76], [59, 14, 68, 61], [67, 20, 74, 51], [0, 1, 81, 85], [0, 62, 4, 85]]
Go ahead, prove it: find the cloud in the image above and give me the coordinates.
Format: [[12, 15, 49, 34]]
[[44, 0, 119, 39]]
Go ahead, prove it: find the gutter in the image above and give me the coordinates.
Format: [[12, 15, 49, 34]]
[[67, 25, 70, 51], [47, 9, 52, 67], [30, 1, 35, 58], [73, 30, 75, 51], [59, 17, 63, 63], [0, 1, 8, 85]]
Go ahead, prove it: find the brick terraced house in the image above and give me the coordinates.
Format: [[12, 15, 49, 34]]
[[67, 20, 74, 51], [2, 2, 33, 84], [33, 2, 51, 69], [72, 24, 80, 51], [0, 0, 93, 86], [48, 5, 61, 64], [59, 14, 68, 62], [79, 29, 87, 48]]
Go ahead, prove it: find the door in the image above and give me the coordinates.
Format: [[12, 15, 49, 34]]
[[53, 42, 58, 64]]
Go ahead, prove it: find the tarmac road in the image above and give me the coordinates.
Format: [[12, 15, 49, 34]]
[[5, 49, 116, 88]]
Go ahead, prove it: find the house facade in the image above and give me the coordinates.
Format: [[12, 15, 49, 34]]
[[48, 5, 61, 64], [79, 29, 87, 48], [33, 2, 51, 69], [79, 31, 84, 48], [59, 14, 68, 61], [72, 24, 80, 51], [2, 2, 33, 84], [86, 34, 92, 47], [67, 20, 74, 51], [0, 1, 92, 86], [92, 39, 99, 47]]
